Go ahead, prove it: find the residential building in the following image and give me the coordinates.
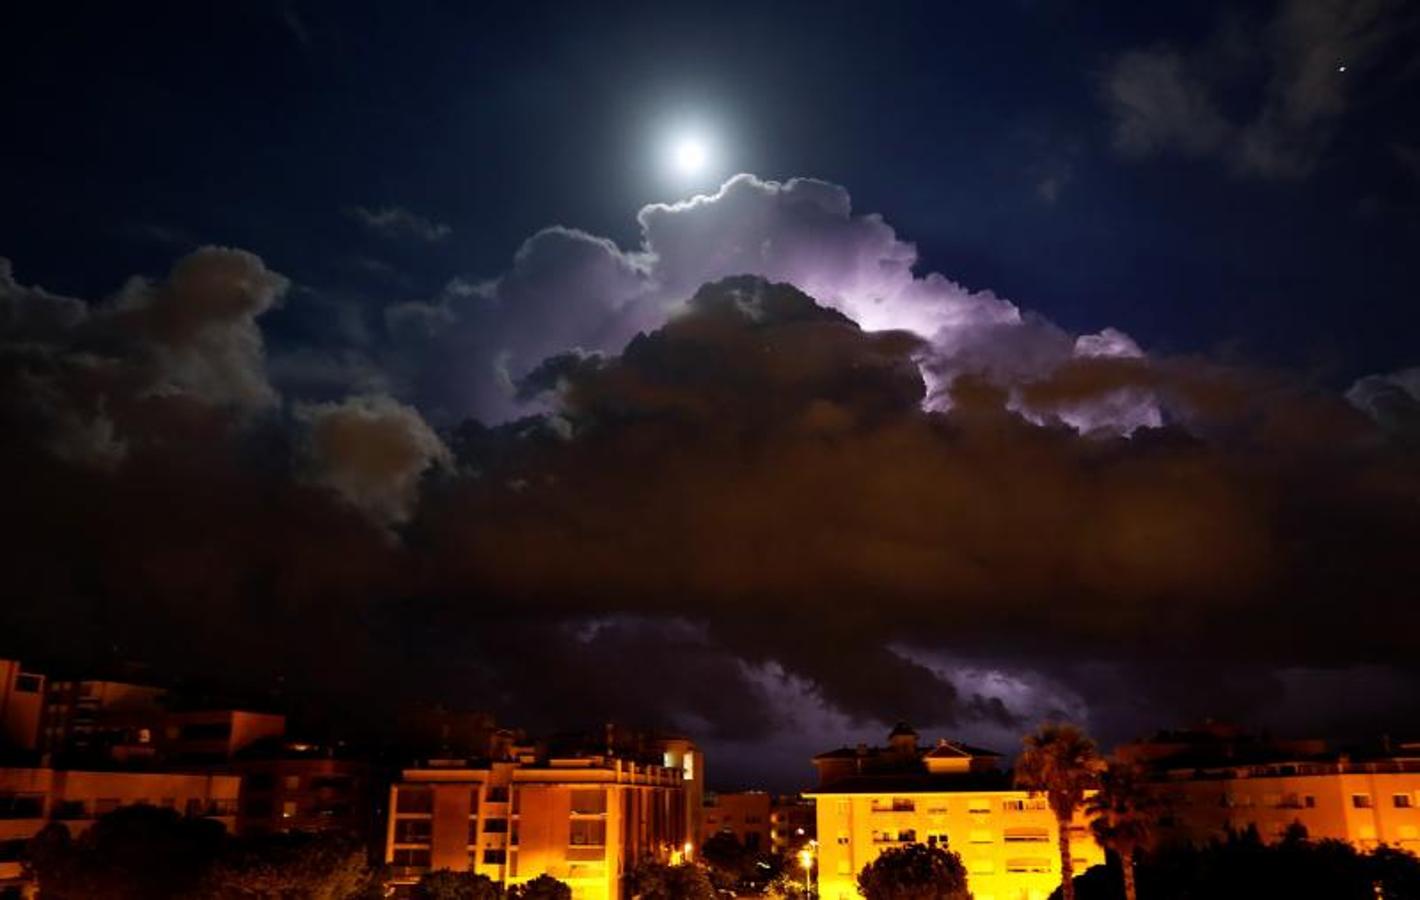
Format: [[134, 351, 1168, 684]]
[[770, 794, 815, 855], [0, 766, 240, 898], [42, 677, 167, 765], [161, 709, 287, 763], [1118, 722, 1420, 851], [0, 662, 44, 757], [385, 738, 697, 900], [702, 791, 771, 851], [233, 741, 373, 839], [806, 724, 1103, 900]]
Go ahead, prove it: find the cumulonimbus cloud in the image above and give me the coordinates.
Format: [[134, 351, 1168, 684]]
[[387, 173, 1154, 431]]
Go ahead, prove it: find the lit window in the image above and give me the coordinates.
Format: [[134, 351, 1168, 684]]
[[281, 801, 297, 819], [283, 776, 300, 790]]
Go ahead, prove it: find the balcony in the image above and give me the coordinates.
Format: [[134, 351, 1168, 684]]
[[870, 799, 916, 813]]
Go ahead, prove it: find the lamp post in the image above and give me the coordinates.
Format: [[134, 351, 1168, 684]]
[[799, 839, 818, 898]]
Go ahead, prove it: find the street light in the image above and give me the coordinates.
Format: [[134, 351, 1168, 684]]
[[799, 839, 818, 898]]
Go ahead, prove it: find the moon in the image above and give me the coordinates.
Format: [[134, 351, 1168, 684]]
[[673, 136, 709, 175]]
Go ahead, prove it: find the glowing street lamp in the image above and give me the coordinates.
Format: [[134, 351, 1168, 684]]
[[799, 839, 818, 898]]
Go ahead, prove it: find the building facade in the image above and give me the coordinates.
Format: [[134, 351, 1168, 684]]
[[770, 794, 816, 855], [1119, 724, 1420, 851], [234, 749, 373, 838], [702, 791, 771, 851], [807, 725, 1103, 900], [386, 744, 695, 900], [0, 662, 44, 758], [0, 766, 240, 897]]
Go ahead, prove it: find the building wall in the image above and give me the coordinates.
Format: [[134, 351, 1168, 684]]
[[702, 791, 771, 852], [0, 662, 44, 755], [0, 767, 240, 893], [1154, 769, 1420, 851], [808, 790, 1103, 900], [770, 795, 816, 855], [387, 761, 688, 900], [234, 757, 371, 838], [162, 710, 286, 762]]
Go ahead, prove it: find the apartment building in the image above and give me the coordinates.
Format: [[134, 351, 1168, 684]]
[[385, 740, 697, 900], [770, 794, 816, 855], [1119, 723, 1420, 851], [806, 724, 1103, 900], [233, 743, 373, 838], [0, 662, 44, 757], [0, 766, 240, 897], [702, 790, 771, 851], [42, 677, 167, 764]]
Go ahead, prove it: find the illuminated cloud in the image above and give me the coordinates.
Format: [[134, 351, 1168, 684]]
[[392, 174, 1151, 433], [297, 393, 450, 526]]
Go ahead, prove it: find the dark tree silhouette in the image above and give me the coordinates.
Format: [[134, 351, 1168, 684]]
[[508, 874, 573, 900], [413, 869, 504, 900], [1015, 723, 1102, 900], [856, 842, 972, 900], [1086, 761, 1159, 900], [626, 859, 717, 900]]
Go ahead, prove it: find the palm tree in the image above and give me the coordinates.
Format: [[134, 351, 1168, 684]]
[[1014, 723, 1103, 900], [1087, 761, 1158, 900]]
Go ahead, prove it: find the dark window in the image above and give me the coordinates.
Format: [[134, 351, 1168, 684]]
[[179, 722, 232, 740], [483, 849, 506, 865], [243, 799, 274, 818], [0, 838, 28, 861], [486, 787, 508, 803], [392, 848, 430, 868], [207, 799, 237, 816], [570, 819, 606, 846], [570, 789, 606, 815], [14, 673, 42, 692], [0, 794, 44, 818], [52, 800, 87, 820], [395, 818, 432, 843], [396, 788, 433, 814], [310, 775, 352, 791], [483, 818, 508, 833], [245, 773, 276, 791]]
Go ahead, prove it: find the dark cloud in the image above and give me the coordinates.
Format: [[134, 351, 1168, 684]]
[[4, 189, 1420, 787], [346, 205, 452, 242], [1104, 0, 1412, 178]]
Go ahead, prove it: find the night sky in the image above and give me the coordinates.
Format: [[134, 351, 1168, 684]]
[[3, 0, 1420, 789]]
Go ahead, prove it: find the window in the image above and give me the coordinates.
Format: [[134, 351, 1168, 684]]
[[396, 788, 434, 814], [1395, 794, 1414, 809], [968, 799, 992, 814], [1353, 794, 1374, 809], [571, 789, 607, 815], [14, 673, 42, 692], [281, 801, 297, 819], [396, 818, 432, 843], [391, 848, 430, 868], [483, 849, 507, 865], [243, 798, 273, 818], [180, 722, 232, 741], [969, 858, 996, 875], [1005, 858, 1052, 874], [570, 819, 606, 846], [0, 794, 44, 819], [282, 775, 301, 790], [483, 818, 509, 833], [246, 773, 275, 791], [1004, 827, 1050, 843], [185, 799, 205, 817], [0, 838, 29, 861], [969, 829, 994, 844], [1305, 796, 1317, 808], [486, 787, 509, 803], [872, 797, 915, 812], [1002, 798, 1047, 812]]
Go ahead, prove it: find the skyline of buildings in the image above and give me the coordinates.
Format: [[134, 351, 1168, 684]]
[[5, 654, 1420, 900]]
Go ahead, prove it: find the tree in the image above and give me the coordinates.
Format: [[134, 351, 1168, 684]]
[[27, 804, 228, 899], [699, 831, 748, 890], [414, 869, 504, 900], [1085, 761, 1158, 900], [508, 874, 572, 900], [1014, 723, 1102, 900], [856, 842, 972, 900], [196, 830, 377, 899], [626, 859, 717, 900]]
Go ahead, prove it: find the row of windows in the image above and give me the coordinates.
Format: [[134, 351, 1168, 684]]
[[850, 798, 1010, 816], [392, 817, 608, 847], [1, 794, 235, 819], [868, 827, 1051, 845], [395, 786, 607, 815]]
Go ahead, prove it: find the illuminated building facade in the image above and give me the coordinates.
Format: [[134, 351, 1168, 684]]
[[1119, 723, 1420, 851], [0, 766, 240, 897], [385, 739, 697, 900], [806, 725, 1103, 900]]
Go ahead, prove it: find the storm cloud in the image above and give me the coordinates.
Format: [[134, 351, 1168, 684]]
[[3, 178, 1420, 786]]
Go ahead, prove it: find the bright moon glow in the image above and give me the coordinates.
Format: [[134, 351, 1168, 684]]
[[673, 137, 708, 174]]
